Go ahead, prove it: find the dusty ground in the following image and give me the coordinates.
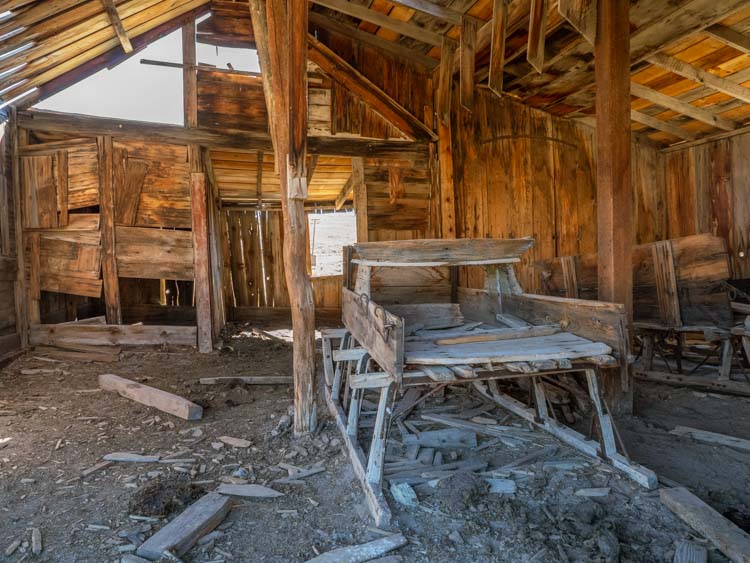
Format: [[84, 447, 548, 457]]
[[0, 324, 747, 562]]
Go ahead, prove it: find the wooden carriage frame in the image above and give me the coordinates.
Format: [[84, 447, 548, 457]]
[[321, 238, 657, 526]]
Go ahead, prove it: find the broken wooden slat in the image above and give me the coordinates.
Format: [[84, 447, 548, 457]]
[[99, 373, 203, 420], [416, 364, 455, 382], [403, 428, 478, 449], [304, 533, 407, 563], [136, 492, 232, 560], [660, 487, 750, 563]]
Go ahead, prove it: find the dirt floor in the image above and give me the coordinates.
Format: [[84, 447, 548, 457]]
[[0, 324, 747, 562]]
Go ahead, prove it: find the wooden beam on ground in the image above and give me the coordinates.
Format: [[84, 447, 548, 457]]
[[630, 82, 737, 131], [99, 373, 203, 420], [630, 109, 698, 140], [595, 0, 632, 411], [310, 0, 444, 46], [647, 53, 750, 105], [704, 24, 750, 55], [558, 0, 596, 44], [191, 173, 213, 353], [30, 323, 198, 347], [307, 12, 438, 71], [488, 0, 508, 96], [308, 35, 437, 141], [460, 17, 478, 111], [352, 158, 367, 242], [137, 493, 231, 559], [98, 0, 133, 53], [97, 135, 121, 324], [334, 174, 354, 210], [19, 110, 429, 159], [661, 487, 750, 563], [527, 0, 548, 72]]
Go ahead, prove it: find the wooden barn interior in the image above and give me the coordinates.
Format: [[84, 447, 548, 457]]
[[1, 0, 750, 561]]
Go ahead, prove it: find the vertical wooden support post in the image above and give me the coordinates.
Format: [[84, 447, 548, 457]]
[[366, 383, 391, 484], [488, 0, 508, 95], [460, 18, 477, 111], [595, 0, 632, 315], [192, 172, 213, 352], [251, 0, 316, 435], [27, 232, 41, 325], [352, 157, 367, 243], [8, 110, 29, 344], [595, 0, 632, 413], [98, 135, 122, 324], [437, 39, 457, 239], [182, 22, 198, 130]]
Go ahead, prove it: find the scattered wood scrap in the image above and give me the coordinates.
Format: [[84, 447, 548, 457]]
[[136, 492, 232, 560], [199, 376, 292, 385], [216, 484, 284, 498], [31, 528, 42, 555], [670, 426, 750, 453], [673, 540, 707, 563], [660, 487, 750, 563], [98, 373, 203, 420], [305, 533, 407, 563], [403, 428, 477, 449], [103, 453, 160, 463], [218, 436, 251, 448]]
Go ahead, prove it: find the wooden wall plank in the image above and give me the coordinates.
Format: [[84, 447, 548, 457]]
[[98, 135, 121, 324]]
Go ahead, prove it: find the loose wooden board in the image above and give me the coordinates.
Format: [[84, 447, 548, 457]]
[[99, 373, 203, 421]]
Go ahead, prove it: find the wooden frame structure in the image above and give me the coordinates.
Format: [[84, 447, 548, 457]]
[[322, 238, 655, 525]]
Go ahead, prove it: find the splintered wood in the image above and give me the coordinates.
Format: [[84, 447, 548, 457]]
[[98, 374, 203, 420]]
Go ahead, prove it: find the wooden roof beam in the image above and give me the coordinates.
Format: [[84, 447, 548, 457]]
[[704, 24, 750, 55], [647, 53, 750, 105], [526, 0, 547, 73], [308, 11, 438, 70], [630, 109, 697, 140], [99, 0, 133, 53], [630, 82, 737, 131], [386, 0, 463, 25], [308, 34, 437, 141], [311, 0, 445, 47], [334, 174, 354, 210]]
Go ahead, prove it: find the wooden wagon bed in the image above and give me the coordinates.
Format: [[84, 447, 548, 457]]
[[322, 238, 657, 526]]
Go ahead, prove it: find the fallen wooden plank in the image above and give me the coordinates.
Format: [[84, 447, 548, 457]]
[[635, 370, 750, 398], [305, 533, 407, 563], [670, 426, 750, 453], [198, 376, 292, 385], [99, 374, 203, 420], [30, 323, 197, 347], [403, 428, 477, 449], [103, 452, 160, 463], [35, 344, 120, 362], [216, 484, 284, 498], [136, 492, 232, 560], [660, 487, 750, 563], [673, 540, 707, 563]]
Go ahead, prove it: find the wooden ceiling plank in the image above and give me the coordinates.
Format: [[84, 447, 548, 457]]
[[308, 11, 438, 70], [526, 0, 547, 73], [630, 81, 737, 131], [310, 0, 445, 46], [0, 0, 210, 100], [307, 34, 437, 141], [704, 24, 750, 55], [99, 0, 134, 53], [0, 0, 88, 38], [630, 109, 697, 140], [647, 52, 750, 104]]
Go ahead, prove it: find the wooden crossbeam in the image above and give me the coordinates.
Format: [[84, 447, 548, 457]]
[[527, 0, 547, 72], [99, 0, 134, 53], [387, 0, 463, 25], [704, 24, 750, 55], [647, 53, 750, 105], [487, 0, 508, 95], [308, 34, 437, 141], [308, 12, 438, 70], [310, 0, 445, 46], [334, 174, 354, 210], [630, 109, 697, 140], [630, 82, 737, 131], [558, 0, 596, 44]]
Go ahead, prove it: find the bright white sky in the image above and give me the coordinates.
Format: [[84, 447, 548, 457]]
[[35, 24, 260, 125]]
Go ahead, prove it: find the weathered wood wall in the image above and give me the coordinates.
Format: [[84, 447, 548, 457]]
[[452, 90, 669, 292], [223, 209, 341, 310]]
